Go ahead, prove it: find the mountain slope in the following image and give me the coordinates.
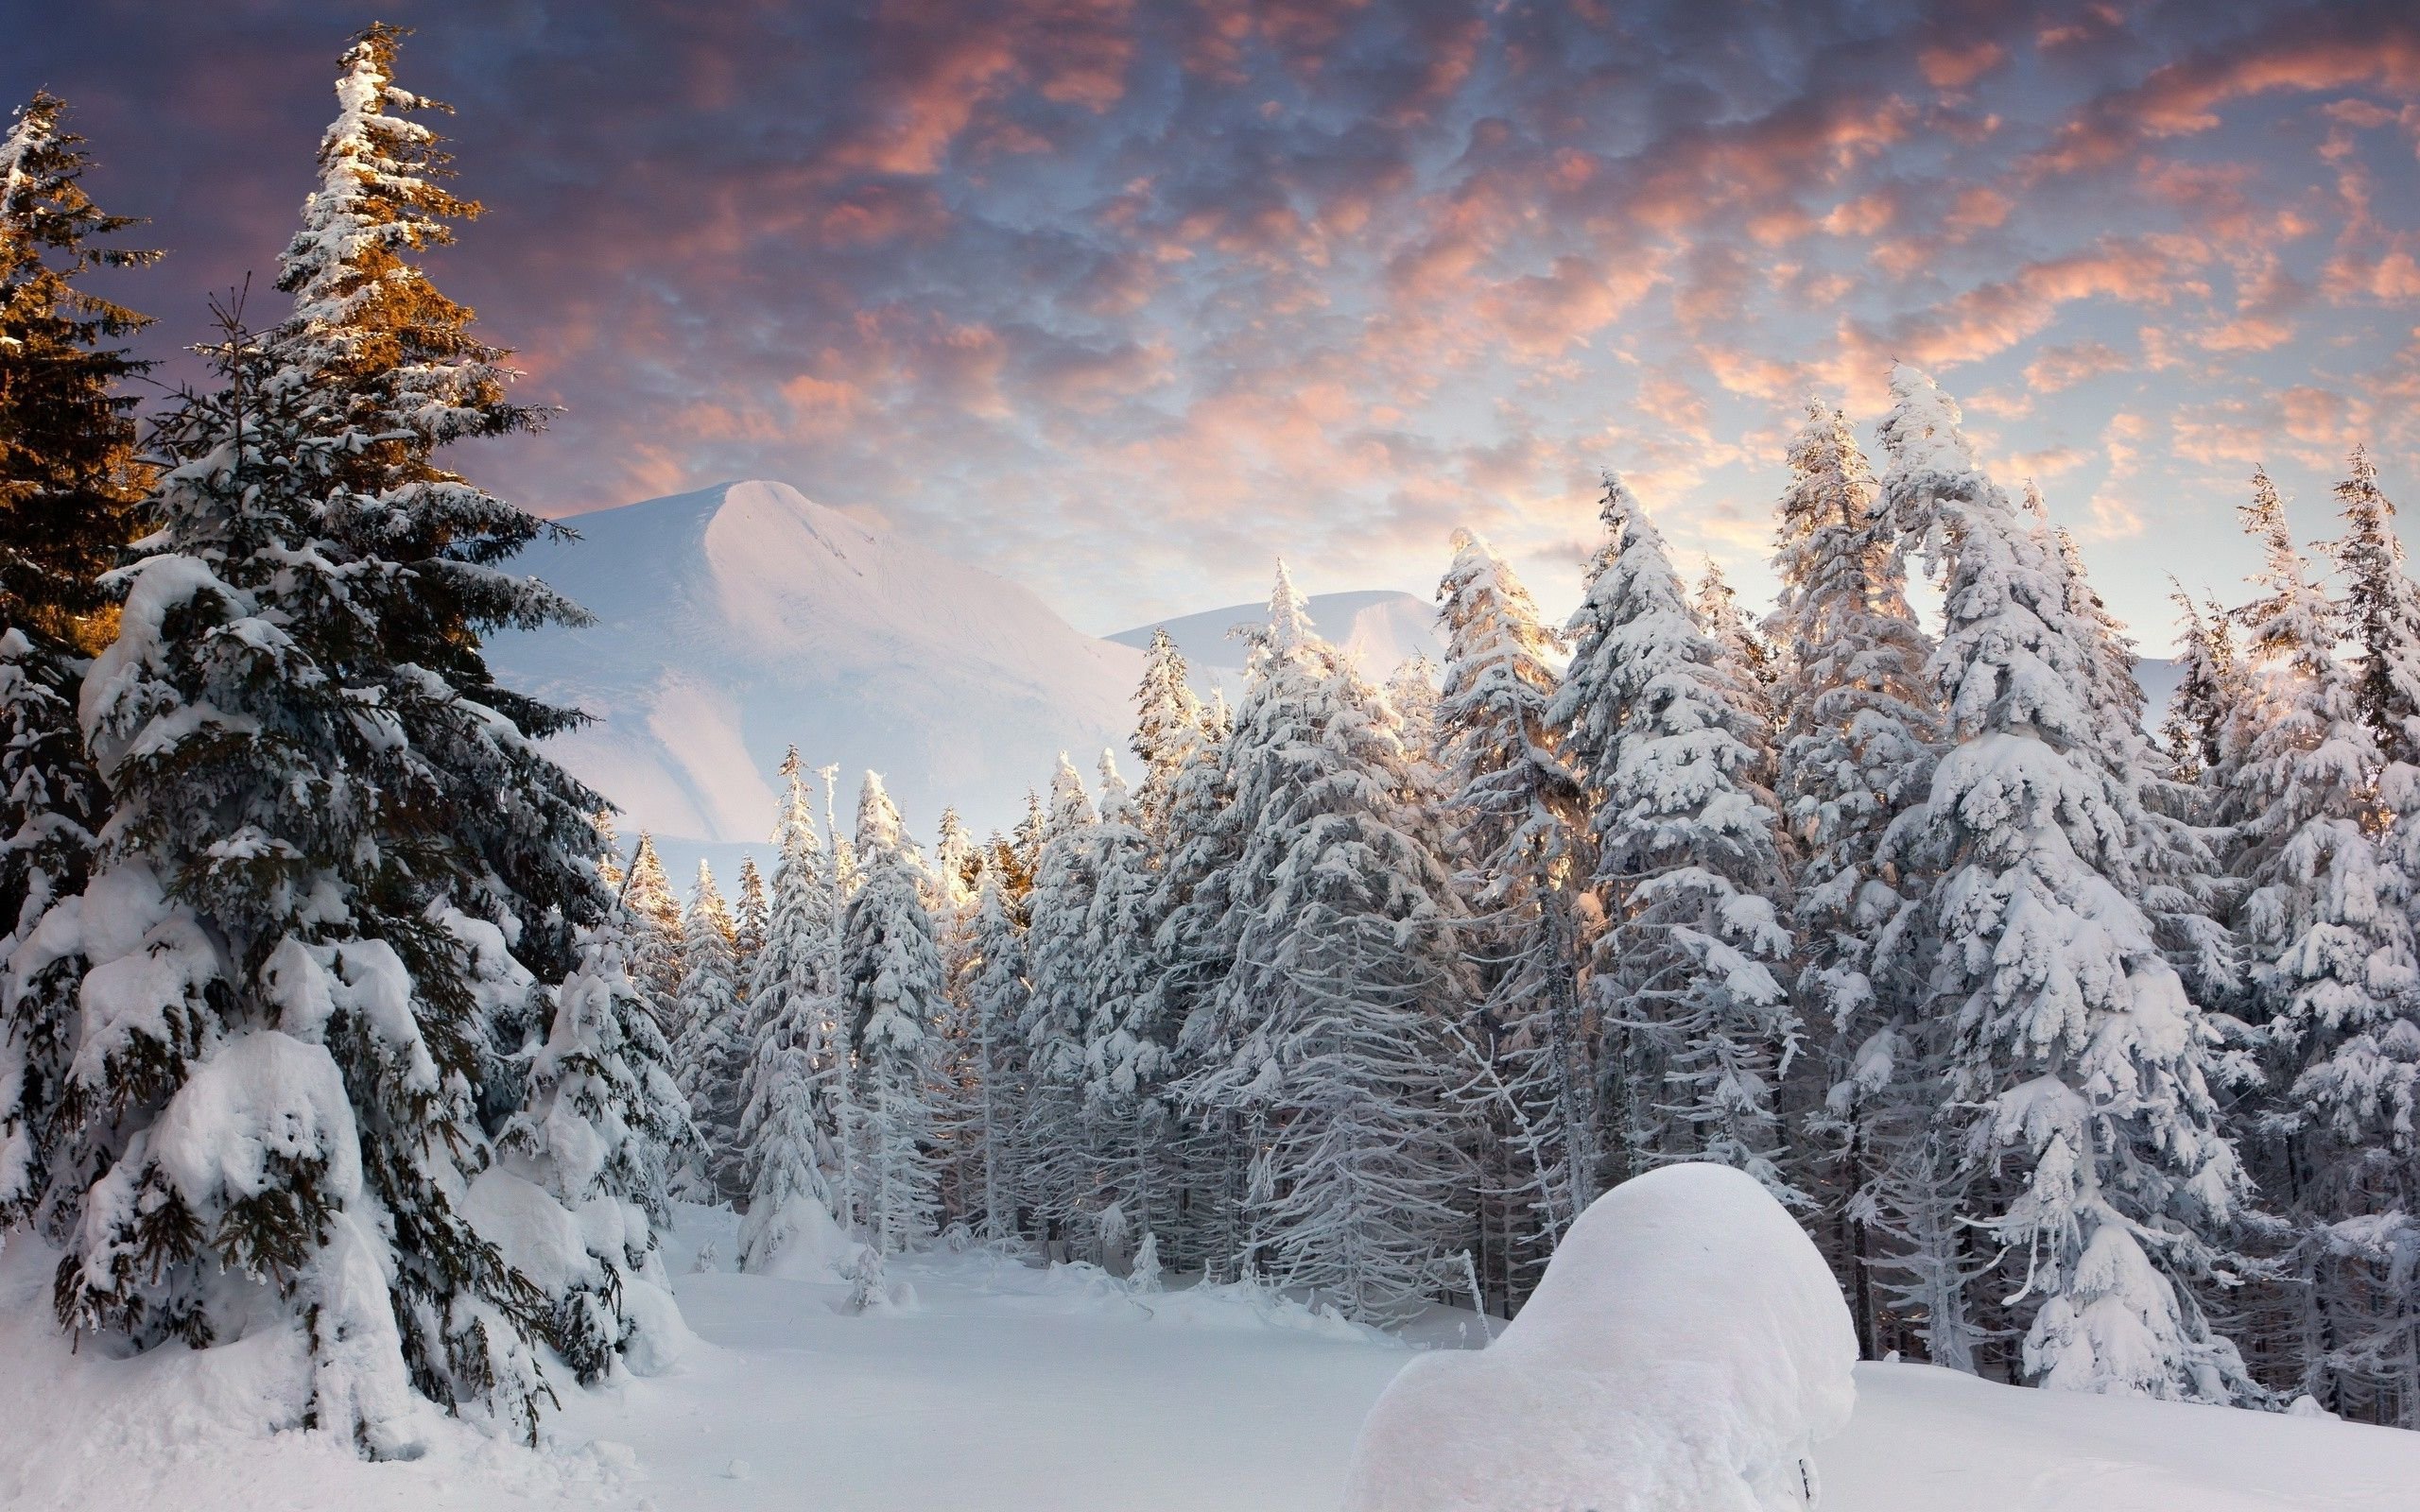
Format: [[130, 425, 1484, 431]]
[[1109, 589, 1443, 681], [489, 480, 1142, 846]]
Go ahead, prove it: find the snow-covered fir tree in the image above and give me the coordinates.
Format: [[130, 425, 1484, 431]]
[[674, 861, 748, 1203], [0, 92, 159, 1233], [0, 91, 155, 957], [1552, 475, 1799, 1199], [959, 872, 1030, 1242], [620, 831, 683, 1000], [9, 26, 631, 1450], [1182, 566, 1475, 1322], [1130, 626, 1205, 847], [838, 773, 946, 1254], [1432, 527, 1590, 1307], [2325, 446, 2420, 772], [1762, 399, 1941, 1359], [2157, 587, 2242, 793], [733, 855, 769, 975], [1080, 752, 1174, 1259], [739, 750, 847, 1272], [1019, 756, 1104, 1249], [492, 893, 694, 1382], [1878, 364, 2255, 1402], [2231, 469, 2420, 1422]]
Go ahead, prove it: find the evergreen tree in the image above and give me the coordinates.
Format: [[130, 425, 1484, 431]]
[[1878, 364, 2255, 1402], [674, 862, 748, 1203], [733, 855, 769, 974], [0, 94, 161, 1235], [2325, 446, 2420, 771], [493, 901, 694, 1382], [739, 750, 847, 1271], [1019, 756, 1103, 1248], [838, 773, 945, 1253], [1552, 474, 1798, 1198], [1130, 626, 1205, 846], [15, 26, 623, 1448], [1183, 566, 1475, 1320], [959, 873, 1030, 1243], [1763, 400, 1941, 1359], [2158, 587, 2241, 792], [1081, 753, 1174, 1258], [619, 832, 683, 1034], [267, 22, 604, 980], [1433, 527, 1589, 1307], [2233, 470, 2420, 1422]]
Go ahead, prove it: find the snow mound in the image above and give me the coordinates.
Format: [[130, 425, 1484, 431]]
[[1342, 1163, 1857, 1512], [741, 1192, 865, 1282]]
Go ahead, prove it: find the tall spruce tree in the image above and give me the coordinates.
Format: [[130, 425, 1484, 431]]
[[2233, 469, 2420, 1422], [739, 750, 846, 1270], [13, 26, 630, 1449], [1878, 363, 2255, 1402], [2325, 447, 2420, 772], [1551, 475, 1799, 1199], [1433, 527, 1590, 1306], [1182, 567, 1474, 1320], [0, 92, 159, 1234], [673, 862, 748, 1203], [838, 774, 945, 1253], [1764, 399, 1941, 1359], [493, 895, 694, 1382]]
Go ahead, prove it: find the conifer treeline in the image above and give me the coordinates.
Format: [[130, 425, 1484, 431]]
[[654, 383, 2420, 1430], [5, 22, 2420, 1458]]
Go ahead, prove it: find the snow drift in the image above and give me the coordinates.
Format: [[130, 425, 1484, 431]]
[[1342, 1163, 1858, 1512], [489, 480, 1146, 844]]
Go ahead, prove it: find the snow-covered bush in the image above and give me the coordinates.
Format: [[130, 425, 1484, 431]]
[[1341, 1163, 1857, 1511]]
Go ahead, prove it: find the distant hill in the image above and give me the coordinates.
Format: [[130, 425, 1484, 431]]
[[488, 480, 1144, 857], [1109, 589, 1443, 694]]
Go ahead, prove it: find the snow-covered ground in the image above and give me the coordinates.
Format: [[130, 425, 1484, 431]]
[[4, 1204, 2415, 1511]]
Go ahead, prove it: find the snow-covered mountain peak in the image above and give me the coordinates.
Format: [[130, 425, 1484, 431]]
[[491, 480, 1143, 855]]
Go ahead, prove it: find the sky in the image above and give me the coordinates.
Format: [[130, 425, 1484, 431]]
[[10, 0, 2420, 644]]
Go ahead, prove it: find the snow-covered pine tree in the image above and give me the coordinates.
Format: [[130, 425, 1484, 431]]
[[959, 872, 1030, 1243], [2232, 469, 2420, 1423], [1551, 474, 1799, 1199], [268, 23, 605, 985], [2040, 507, 2242, 1015], [733, 855, 769, 976], [1878, 363, 2256, 1402], [493, 892, 695, 1382], [738, 750, 847, 1271], [19, 25, 628, 1446], [18, 311, 539, 1452], [1082, 752, 1174, 1260], [838, 773, 946, 1253], [1762, 399, 1941, 1359], [0, 92, 155, 956], [1692, 558, 1779, 751], [0, 93, 159, 1234], [2325, 446, 2420, 772], [1183, 566, 1475, 1321], [674, 862, 748, 1203], [1151, 683, 1245, 1275], [2157, 587, 2242, 794], [1433, 527, 1590, 1309], [1019, 755, 1103, 1250], [1130, 626, 1205, 846], [618, 831, 684, 1045]]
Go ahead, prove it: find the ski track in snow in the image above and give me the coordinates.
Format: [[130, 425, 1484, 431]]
[[4, 1202, 2417, 1511]]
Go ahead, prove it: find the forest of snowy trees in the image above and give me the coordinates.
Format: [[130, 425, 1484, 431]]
[[6, 23, 2420, 1465]]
